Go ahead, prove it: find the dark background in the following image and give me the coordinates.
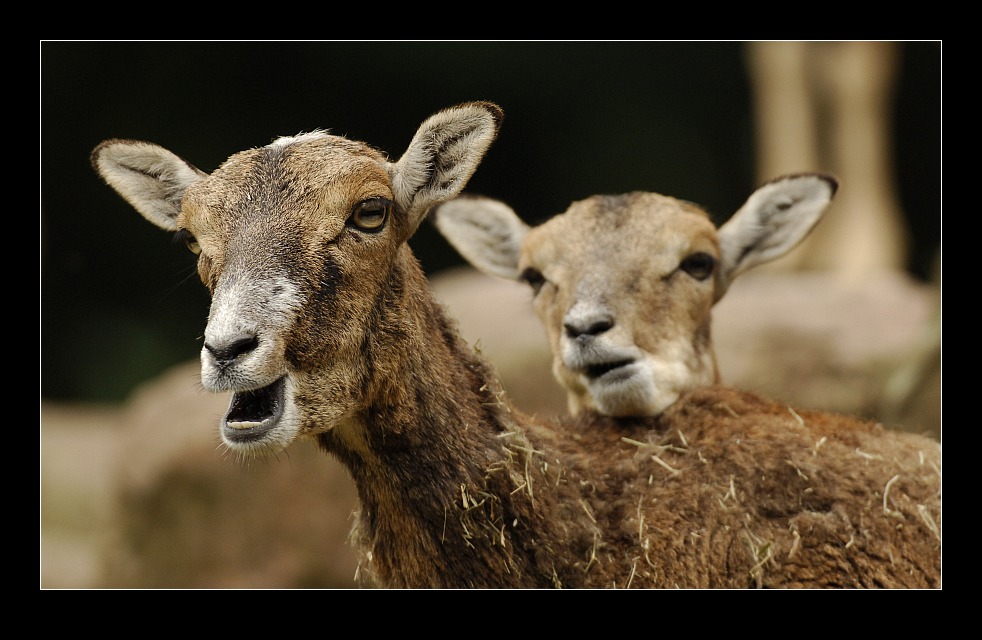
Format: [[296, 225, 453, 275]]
[[40, 41, 940, 403]]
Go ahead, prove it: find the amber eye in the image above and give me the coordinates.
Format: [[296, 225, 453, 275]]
[[520, 267, 547, 295], [175, 229, 201, 255], [680, 252, 715, 281], [349, 198, 392, 232]]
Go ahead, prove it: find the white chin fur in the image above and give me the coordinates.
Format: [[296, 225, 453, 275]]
[[220, 377, 301, 456], [583, 358, 701, 417], [588, 373, 677, 417]]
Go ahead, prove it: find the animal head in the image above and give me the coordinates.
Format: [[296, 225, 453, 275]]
[[92, 102, 503, 457], [432, 174, 837, 417]]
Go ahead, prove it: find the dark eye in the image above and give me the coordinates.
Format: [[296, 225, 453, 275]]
[[680, 252, 715, 280], [349, 198, 392, 232], [175, 229, 201, 255], [520, 267, 546, 295]]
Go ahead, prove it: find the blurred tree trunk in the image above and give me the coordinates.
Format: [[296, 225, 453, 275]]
[[745, 41, 909, 280]]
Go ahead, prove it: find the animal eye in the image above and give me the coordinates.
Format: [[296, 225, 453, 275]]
[[520, 267, 547, 295], [175, 229, 201, 255], [349, 198, 392, 232], [680, 252, 715, 280]]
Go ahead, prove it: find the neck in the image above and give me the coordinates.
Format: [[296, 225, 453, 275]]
[[318, 253, 597, 587]]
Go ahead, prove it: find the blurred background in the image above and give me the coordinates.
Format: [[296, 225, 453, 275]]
[[41, 41, 941, 588]]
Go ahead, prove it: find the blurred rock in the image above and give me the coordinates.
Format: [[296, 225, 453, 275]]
[[42, 362, 360, 589]]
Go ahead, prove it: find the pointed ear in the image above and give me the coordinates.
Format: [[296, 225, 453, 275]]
[[91, 139, 207, 231], [715, 173, 838, 300], [431, 195, 530, 280], [388, 102, 503, 232]]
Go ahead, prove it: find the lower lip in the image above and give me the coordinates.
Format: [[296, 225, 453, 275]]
[[595, 365, 636, 383]]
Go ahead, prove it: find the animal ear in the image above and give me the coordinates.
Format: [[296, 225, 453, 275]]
[[389, 102, 503, 232], [715, 173, 838, 300], [91, 139, 207, 231], [431, 195, 530, 280]]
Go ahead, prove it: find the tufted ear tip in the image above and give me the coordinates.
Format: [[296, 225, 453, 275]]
[[442, 101, 504, 144], [470, 101, 504, 127], [764, 172, 839, 200]]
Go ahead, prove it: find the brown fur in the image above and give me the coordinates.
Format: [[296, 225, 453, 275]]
[[92, 103, 940, 588], [554, 387, 940, 588], [336, 297, 943, 588]]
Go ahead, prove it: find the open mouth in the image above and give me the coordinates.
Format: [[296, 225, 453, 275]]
[[584, 359, 635, 380], [222, 376, 286, 443]]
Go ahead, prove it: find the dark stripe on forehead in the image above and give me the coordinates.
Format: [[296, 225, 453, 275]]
[[253, 141, 308, 203], [594, 194, 636, 228]]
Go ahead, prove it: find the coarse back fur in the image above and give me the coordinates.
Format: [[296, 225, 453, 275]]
[[540, 385, 940, 588], [92, 103, 939, 588]]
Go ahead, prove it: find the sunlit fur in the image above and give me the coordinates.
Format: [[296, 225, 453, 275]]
[[93, 105, 938, 588]]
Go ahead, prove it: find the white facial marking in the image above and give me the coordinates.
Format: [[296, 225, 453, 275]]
[[269, 130, 330, 148]]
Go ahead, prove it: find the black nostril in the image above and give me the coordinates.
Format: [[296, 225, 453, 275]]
[[205, 334, 259, 363], [564, 319, 614, 339]]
